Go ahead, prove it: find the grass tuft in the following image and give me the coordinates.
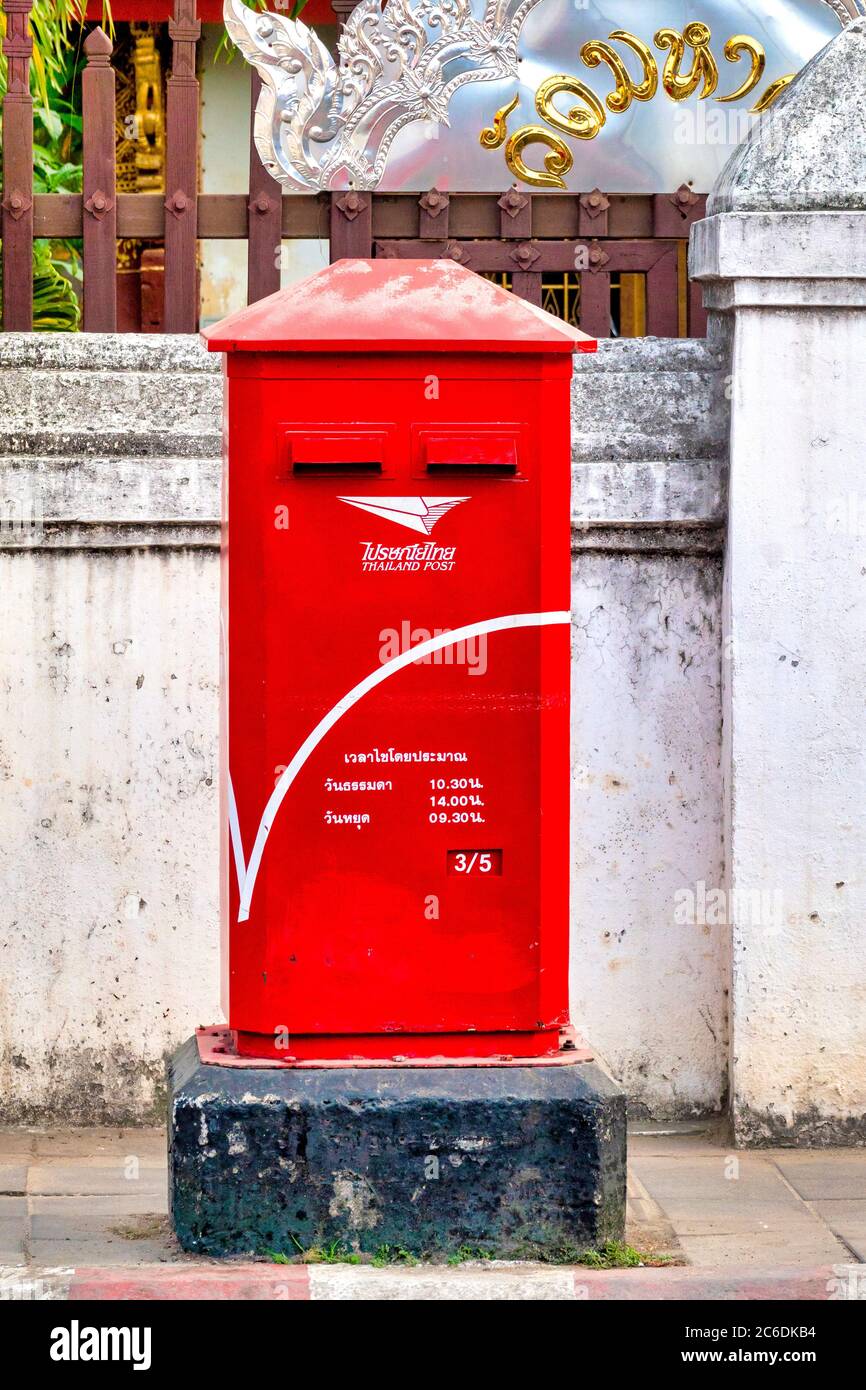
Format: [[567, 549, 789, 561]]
[[371, 1244, 418, 1268]]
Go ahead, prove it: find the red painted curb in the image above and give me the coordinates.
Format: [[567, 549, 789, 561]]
[[69, 1265, 311, 1301], [60, 1262, 839, 1301]]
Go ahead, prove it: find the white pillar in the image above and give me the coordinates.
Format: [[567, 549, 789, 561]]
[[691, 18, 866, 1143]]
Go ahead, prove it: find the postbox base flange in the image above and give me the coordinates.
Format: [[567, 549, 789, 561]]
[[168, 1035, 626, 1259], [200, 1023, 594, 1066]]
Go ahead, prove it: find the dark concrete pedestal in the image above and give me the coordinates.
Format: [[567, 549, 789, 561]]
[[168, 1036, 626, 1259]]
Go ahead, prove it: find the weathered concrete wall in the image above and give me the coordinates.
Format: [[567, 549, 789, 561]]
[[0, 338, 222, 1124], [0, 332, 728, 1123], [570, 339, 728, 1117], [690, 16, 866, 1145], [0, 548, 220, 1122]]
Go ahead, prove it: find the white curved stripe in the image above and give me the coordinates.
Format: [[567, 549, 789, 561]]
[[235, 610, 570, 922], [221, 607, 248, 888], [226, 770, 247, 888]]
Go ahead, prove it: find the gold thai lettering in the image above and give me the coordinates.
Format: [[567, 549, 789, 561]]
[[480, 21, 798, 185], [535, 73, 606, 140], [504, 125, 574, 189], [606, 30, 659, 102], [580, 39, 636, 113], [750, 72, 796, 112], [654, 21, 718, 100], [715, 35, 766, 103], [479, 94, 519, 150]]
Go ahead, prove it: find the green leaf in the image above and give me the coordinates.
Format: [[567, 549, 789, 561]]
[[0, 242, 81, 332], [35, 105, 64, 141]]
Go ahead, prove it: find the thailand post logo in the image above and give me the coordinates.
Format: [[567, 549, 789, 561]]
[[338, 495, 469, 536]]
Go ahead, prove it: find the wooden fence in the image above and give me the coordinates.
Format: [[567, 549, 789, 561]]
[[0, 0, 708, 336]]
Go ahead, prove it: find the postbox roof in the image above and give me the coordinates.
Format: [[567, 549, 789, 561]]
[[202, 259, 597, 355]]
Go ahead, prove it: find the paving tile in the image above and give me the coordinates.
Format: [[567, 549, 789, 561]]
[[29, 1191, 168, 1243], [630, 1140, 866, 1267], [770, 1154, 866, 1201], [630, 1150, 844, 1250], [677, 1229, 850, 1269], [0, 1131, 38, 1159], [31, 1128, 165, 1160], [29, 1238, 176, 1269], [0, 1196, 28, 1265], [0, 1164, 27, 1195], [28, 1206, 176, 1273], [28, 1207, 177, 1269], [626, 1171, 684, 1261], [844, 1235, 866, 1263], [650, 1202, 834, 1238], [27, 1158, 165, 1198], [0, 1247, 28, 1269], [632, 1153, 803, 1208], [811, 1199, 866, 1242], [0, 1235, 27, 1264]]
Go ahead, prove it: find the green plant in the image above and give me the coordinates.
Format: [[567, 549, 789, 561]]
[[0, 241, 80, 331], [30, 98, 85, 288], [32, 105, 82, 195], [0, 3, 113, 107], [300, 1240, 361, 1265], [508, 1237, 649, 1267], [578, 1239, 644, 1270], [446, 1245, 494, 1266], [0, 4, 111, 329], [263, 1238, 361, 1265], [371, 1244, 418, 1268]]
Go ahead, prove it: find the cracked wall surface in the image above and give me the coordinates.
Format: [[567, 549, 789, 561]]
[[0, 548, 221, 1124], [0, 333, 728, 1123], [570, 335, 728, 1117], [570, 556, 725, 1116]]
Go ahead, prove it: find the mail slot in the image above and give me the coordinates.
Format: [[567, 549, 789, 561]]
[[203, 258, 596, 1061], [417, 428, 521, 476], [280, 426, 394, 476]]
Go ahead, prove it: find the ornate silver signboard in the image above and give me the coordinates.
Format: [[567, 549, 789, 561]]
[[224, 0, 863, 192]]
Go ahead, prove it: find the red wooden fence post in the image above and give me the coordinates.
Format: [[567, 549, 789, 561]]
[[579, 270, 611, 338], [1, 0, 34, 331], [164, 0, 200, 332], [579, 241, 611, 338], [82, 27, 117, 332], [510, 242, 542, 307], [247, 69, 281, 304], [646, 244, 680, 337], [511, 272, 542, 307], [330, 192, 373, 260]]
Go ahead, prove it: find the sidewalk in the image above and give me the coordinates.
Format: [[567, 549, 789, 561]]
[[1, 1122, 864, 1299], [629, 1123, 866, 1267]]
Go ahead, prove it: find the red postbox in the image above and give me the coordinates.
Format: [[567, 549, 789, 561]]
[[203, 259, 595, 1062]]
